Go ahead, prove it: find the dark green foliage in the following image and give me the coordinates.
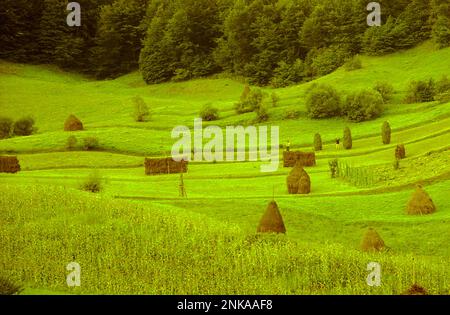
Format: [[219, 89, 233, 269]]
[[83, 137, 100, 151], [404, 79, 436, 103], [255, 105, 269, 123], [133, 96, 150, 122], [0, 277, 22, 295], [343, 127, 352, 150], [66, 136, 78, 150], [270, 59, 305, 88], [342, 90, 384, 122], [305, 84, 341, 119], [235, 89, 265, 114], [382, 121, 391, 145], [328, 159, 339, 178], [80, 171, 103, 193], [308, 46, 350, 77], [344, 55, 362, 71], [0, 117, 13, 139], [374, 81, 395, 103], [314, 133, 322, 151], [271, 92, 280, 107], [13, 117, 36, 136], [200, 104, 219, 121]]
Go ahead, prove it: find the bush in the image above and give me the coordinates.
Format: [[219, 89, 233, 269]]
[[66, 136, 78, 150], [270, 59, 305, 88], [0, 117, 13, 139], [329, 159, 339, 178], [133, 96, 150, 122], [200, 104, 219, 121], [404, 79, 435, 103], [240, 84, 251, 102], [83, 137, 99, 151], [271, 92, 280, 107], [255, 105, 269, 123], [308, 46, 349, 77], [374, 81, 394, 103], [283, 110, 300, 120], [343, 55, 362, 71], [435, 76, 450, 103], [235, 89, 264, 114], [435, 91, 450, 104], [13, 116, 36, 136], [80, 171, 103, 193], [64, 114, 83, 131], [343, 127, 352, 150], [382, 121, 391, 145], [305, 84, 341, 119], [0, 277, 22, 295], [314, 133, 322, 151], [342, 90, 384, 122]]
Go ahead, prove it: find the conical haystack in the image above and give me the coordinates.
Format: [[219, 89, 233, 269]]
[[257, 201, 286, 234], [401, 284, 428, 295], [360, 228, 385, 252], [64, 114, 83, 131], [286, 162, 304, 194], [395, 144, 406, 160], [298, 170, 311, 194], [406, 186, 436, 215]]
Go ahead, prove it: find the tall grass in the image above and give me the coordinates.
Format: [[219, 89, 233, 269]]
[[0, 184, 448, 295]]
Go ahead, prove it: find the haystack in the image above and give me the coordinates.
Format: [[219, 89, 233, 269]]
[[144, 157, 188, 175], [297, 170, 311, 194], [287, 162, 303, 194], [360, 228, 385, 252], [283, 151, 316, 167], [0, 156, 20, 173], [401, 284, 428, 295], [395, 144, 406, 160], [257, 201, 286, 234], [64, 114, 83, 131], [406, 185, 436, 215]]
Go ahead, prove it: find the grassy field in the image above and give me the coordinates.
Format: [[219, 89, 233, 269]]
[[0, 41, 449, 295]]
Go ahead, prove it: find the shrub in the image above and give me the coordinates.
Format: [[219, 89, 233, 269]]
[[381, 121, 391, 145], [404, 79, 435, 103], [435, 91, 450, 104], [283, 110, 300, 120], [374, 81, 394, 103], [305, 84, 341, 119], [66, 136, 78, 150], [80, 171, 103, 193], [328, 159, 339, 178], [395, 144, 406, 160], [133, 96, 150, 122], [200, 104, 219, 121], [314, 133, 322, 151], [64, 114, 83, 131], [83, 137, 99, 151], [406, 186, 436, 215], [271, 92, 280, 107], [270, 59, 305, 88], [343, 127, 352, 150], [0, 277, 22, 295], [235, 89, 264, 114], [13, 116, 36, 136], [308, 46, 349, 77], [435, 76, 450, 103], [344, 55, 362, 71], [255, 105, 269, 123], [0, 117, 13, 139], [240, 84, 251, 102], [257, 201, 286, 234], [360, 228, 385, 252], [342, 90, 384, 122]]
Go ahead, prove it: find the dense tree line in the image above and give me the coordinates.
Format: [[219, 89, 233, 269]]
[[1, 0, 449, 85]]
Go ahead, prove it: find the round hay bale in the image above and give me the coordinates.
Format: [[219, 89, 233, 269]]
[[406, 186, 436, 215], [64, 114, 83, 131], [401, 284, 428, 295], [257, 201, 286, 234], [360, 228, 385, 252], [297, 170, 311, 194]]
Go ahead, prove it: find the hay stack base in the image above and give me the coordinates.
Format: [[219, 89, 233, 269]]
[[144, 158, 188, 175], [406, 186, 436, 215], [0, 156, 20, 173], [360, 228, 385, 252], [283, 151, 316, 167], [401, 284, 428, 295], [257, 201, 286, 234]]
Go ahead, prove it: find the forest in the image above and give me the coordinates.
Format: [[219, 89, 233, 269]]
[[1, 0, 449, 86]]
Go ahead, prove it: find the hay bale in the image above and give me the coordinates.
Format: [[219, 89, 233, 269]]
[[0, 156, 20, 173], [286, 162, 303, 194], [144, 157, 188, 175], [257, 201, 286, 234], [360, 228, 385, 252], [401, 284, 428, 295], [283, 151, 316, 167], [298, 170, 311, 194], [395, 144, 406, 160], [64, 114, 83, 131], [406, 185, 436, 215]]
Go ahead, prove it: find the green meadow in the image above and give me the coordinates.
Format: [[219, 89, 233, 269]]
[[0, 42, 449, 295]]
